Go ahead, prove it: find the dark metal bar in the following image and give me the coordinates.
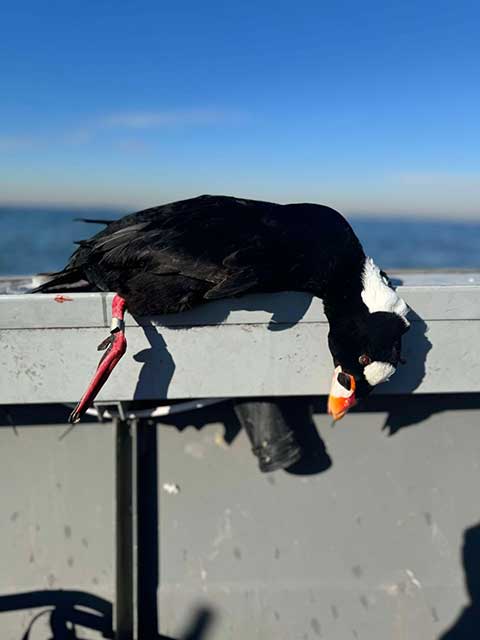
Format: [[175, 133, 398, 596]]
[[115, 418, 134, 640], [135, 418, 160, 639]]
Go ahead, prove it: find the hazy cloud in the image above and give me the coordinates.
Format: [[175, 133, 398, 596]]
[[0, 135, 38, 151], [0, 107, 247, 153], [397, 171, 480, 186], [103, 108, 246, 129], [61, 129, 95, 145]]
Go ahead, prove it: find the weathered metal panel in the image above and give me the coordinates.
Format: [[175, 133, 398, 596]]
[[0, 316, 479, 403], [1, 272, 479, 404], [0, 396, 479, 639], [156, 397, 480, 640], [0, 292, 108, 330], [1, 272, 479, 640], [0, 420, 114, 640]]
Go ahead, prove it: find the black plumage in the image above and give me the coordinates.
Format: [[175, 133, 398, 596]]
[[35, 194, 366, 316]]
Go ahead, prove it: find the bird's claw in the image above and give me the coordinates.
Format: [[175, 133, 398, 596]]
[[97, 333, 115, 351], [68, 408, 82, 424], [97, 332, 118, 365]]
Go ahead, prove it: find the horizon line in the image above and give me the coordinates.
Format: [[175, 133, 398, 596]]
[[0, 197, 479, 222]]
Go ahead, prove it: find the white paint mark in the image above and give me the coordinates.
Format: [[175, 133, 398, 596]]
[[382, 583, 400, 596], [200, 569, 207, 581], [184, 442, 205, 459], [406, 569, 422, 589], [162, 482, 180, 495]]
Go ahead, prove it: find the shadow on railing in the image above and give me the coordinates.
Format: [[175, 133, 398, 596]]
[[130, 293, 314, 403], [439, 522, 480, 639], [0, 589, 215, 640], [380, 308, 433, 433], [0, 590, 113, 639]]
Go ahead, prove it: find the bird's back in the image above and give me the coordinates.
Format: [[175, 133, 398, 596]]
[[36, 195, 365, 314]]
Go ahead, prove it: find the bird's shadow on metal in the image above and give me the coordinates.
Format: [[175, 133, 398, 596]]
[[129, 293, 333, 477], [273, 397, 332, 476], [375, 306, 433, 435], [130, 292, 314, 400], [147, 399, 244, 444], [0, 588, 215, 640], [128, 291, 436, 460], [438, 522, 480, 639], [171, 608, 216, 640], [0, 590, 114, 640], [137, 291, 314, 332], [131, 321, 176, 401]]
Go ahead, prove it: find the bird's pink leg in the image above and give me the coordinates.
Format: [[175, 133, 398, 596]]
[[69, 295, 127, 424]]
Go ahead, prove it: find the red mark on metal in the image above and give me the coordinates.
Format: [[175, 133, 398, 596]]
[[54, 295, 74, 303]]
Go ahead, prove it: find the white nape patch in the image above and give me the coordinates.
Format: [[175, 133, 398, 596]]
[[364, 361, 396, 386], [361, 258, 410, 326]]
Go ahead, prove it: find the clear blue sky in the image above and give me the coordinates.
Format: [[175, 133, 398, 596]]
[[1, 1, 479, 217]]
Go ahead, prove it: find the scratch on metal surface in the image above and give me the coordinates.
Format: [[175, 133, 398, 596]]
[[405, 569, 422, 589], [212, 508, 233, 548], [200, 567, 208, 593], [381, 569, 422, 602], [432, 522, 451, 557], [207, 549, 220, 561]]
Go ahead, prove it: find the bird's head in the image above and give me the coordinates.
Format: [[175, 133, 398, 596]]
[[327, 311, 409, 421]]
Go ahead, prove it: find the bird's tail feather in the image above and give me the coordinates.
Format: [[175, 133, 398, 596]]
[[30, 268, 92, 293], [74, 217, 113, 225]]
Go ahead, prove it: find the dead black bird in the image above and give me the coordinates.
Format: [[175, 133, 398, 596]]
[[33, 194, 409, 453]]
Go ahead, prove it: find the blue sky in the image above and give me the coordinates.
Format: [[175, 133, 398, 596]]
[[1, 1, 479, 217]]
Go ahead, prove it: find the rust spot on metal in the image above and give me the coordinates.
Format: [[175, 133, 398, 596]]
[[54, 295, 74, 303]]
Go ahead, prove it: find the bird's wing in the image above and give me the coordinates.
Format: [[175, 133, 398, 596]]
[[202, 245, 268, 298], [73, 218, 266, 300], [203, 267, 259, 299]]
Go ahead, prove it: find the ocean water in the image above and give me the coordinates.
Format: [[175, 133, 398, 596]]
[[0, 205, 479, 276]]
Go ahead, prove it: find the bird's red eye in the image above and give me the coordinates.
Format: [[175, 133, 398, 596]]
[[358, 354, 371, 367]]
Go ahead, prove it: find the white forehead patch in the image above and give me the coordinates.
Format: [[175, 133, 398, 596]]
[[361, 258, 410, 327], [364, 361, 396, 386]]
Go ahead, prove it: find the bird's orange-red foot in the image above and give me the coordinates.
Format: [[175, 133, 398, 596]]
[[69, 295, 127, 423]]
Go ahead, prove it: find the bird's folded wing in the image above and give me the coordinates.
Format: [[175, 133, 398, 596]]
[[204, 268, 259, 299]]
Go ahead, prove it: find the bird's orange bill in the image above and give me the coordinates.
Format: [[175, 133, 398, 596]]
[[328, 366, 357, 421]]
